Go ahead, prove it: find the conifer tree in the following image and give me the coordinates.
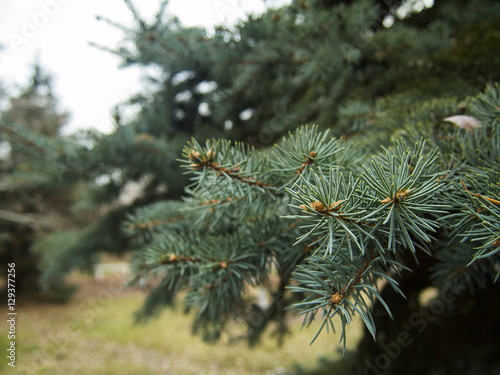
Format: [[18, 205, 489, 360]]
[[2, 0, 499, 372], [0, 63, 76, 296], [125, 84, 499, 374], [119, 1, 499, 372]]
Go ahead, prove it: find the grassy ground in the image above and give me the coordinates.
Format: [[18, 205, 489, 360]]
[[1, 271, 362, 375]]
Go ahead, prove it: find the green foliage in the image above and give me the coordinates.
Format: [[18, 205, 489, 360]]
[[8, 0, 497, 298], [0, 64, 80, 294], [2, 1, 500, 372], [125, 83, 499, 353]]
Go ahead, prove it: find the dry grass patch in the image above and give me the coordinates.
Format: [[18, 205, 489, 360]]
[[2, 272, 362, 374]]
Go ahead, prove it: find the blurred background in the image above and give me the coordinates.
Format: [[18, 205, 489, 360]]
[[0, 0, 290, 134]]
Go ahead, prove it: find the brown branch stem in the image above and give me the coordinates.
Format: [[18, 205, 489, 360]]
[[329, 250, 378, 306], [461, 180, 500, 207]]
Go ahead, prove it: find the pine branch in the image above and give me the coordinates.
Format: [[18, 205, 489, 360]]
[[127, 217, 184, 230], [94, 15, 130, 33], [460, 179, 500, 207], [122, 0, 146, 31], [184, 144, 274, 190], [0, 208, 63, 229], [0, 122, 47, 154], [328, 250, 378, 307]]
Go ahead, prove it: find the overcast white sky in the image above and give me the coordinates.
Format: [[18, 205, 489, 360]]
[[0, 0, 289, 134]]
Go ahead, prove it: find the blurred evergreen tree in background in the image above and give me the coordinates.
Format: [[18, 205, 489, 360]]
[[1, 0, 499, 373], [0, 64, 79, 297]]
